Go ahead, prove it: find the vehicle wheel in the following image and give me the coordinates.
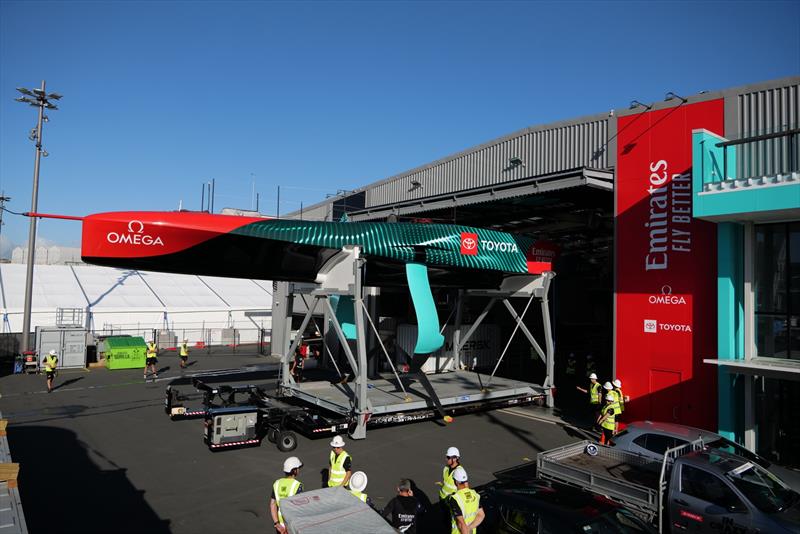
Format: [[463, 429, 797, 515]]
[[277, 431, 297, 452], [266, 427, 278, 443]]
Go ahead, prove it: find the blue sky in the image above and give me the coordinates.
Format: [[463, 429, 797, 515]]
[[0, 1, 798, 256]]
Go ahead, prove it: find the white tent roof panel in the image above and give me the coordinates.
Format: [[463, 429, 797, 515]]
[[138, 271, 225, 308], [71, 266, 163, 309], [199, 276, 272, 309]]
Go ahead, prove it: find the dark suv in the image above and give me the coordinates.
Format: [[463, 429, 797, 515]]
[[476, 477, 655, 533]]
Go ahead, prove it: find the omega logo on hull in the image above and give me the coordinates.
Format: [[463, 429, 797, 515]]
[[107, 220, 164, 246]]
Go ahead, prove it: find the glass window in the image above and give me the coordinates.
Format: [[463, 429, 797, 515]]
[[755, 224, 787, 313], [499, 505, 537, 533], [725, 463, 798, 514], [755, 223, 800, 359], [633, 433, 688, 455], [680, 465, 747, 511]]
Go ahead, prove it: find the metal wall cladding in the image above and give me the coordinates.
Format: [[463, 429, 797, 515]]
[[35, 326, 87, 368], [294, 202, 330, 221], [735, 83, 800, 179], [366, 117, 610, 207]]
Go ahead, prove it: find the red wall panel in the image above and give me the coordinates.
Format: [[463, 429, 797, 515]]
[[615, 100, 722, 430]]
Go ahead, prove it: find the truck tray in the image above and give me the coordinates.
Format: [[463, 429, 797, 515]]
[[537, 441, 661, 516]]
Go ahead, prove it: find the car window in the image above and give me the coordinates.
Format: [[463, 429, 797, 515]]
[[725, 462, 798, 513], [707, 438, 767, 468], [499, 505, 538, 533], [680, 465, 747, 511], [633, 433, 689, 455]]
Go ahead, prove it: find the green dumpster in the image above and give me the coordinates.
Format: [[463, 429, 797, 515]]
[[105, 336, 147, 370]]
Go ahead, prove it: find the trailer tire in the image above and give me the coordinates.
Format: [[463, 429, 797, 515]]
[[267, 427, 279, 443], [277, 431, 297, 452]]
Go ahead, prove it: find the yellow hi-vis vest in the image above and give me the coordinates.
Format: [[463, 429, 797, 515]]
[[613, 388, 624, 414], [45, 355, 58, 372], [439, 465, 459, 499], [589, 382, 602, 404], [350, 489, 368, 503], [328, 450, 350, 487], [179, 343, 189, 357], [147, 342, 157, 356], [601, 403, 619, 430], [450, 487, 480, 534], [272, 477, 301, 525]]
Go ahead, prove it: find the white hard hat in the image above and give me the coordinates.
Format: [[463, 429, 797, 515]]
[[588, 373, 598, 379], [603, 382, 613, 390], [452, 466, 468, 483], [606, 393, 616, 401], [349, 471, 368, 492], [183, 338, 188, 342], [330, 435, 346, 448], [283, 456, 303, 473], [446, 446, 460, 457], [613, 379, 622, 388], [48, 349, 57, 356]]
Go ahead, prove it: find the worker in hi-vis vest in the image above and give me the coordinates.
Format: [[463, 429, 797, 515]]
[[43, 349, 58, 393], [179, 339, 189, 369], [439, 446, 463, 500], [612, 378, 629, 416], [576, 372, 602, 420], [447, 467, 484, 534], [145, 340, 158, 380], [270, 456, 303, 533], [597, 393, 620, 445], [348, 471, 375, 508], [327, 435, 352, 487]]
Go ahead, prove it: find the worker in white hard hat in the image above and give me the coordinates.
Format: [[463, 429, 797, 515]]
[[576, 372, 602, 422], [611, 378, 629, 417], [145, 339, 158, 380], [43, 349, 59, 393], [327, 435, 352, 487], [597, 393, 620, 445], [446, 466, 484, 534], [270, 456, 304, 533], [348, 471, 374, 508], [179, 338, 189, 369], [438, 446, 463, 500]]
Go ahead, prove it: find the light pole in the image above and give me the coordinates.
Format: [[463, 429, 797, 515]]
[[15, 81, 61, 354]]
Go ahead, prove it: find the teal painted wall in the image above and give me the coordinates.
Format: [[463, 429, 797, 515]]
[[716, 223, 744, 442]]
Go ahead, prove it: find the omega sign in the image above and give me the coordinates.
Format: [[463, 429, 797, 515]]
[[107, 220, 164, 246]]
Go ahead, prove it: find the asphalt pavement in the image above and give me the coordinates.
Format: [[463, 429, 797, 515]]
[[0, 351, 592, 533]]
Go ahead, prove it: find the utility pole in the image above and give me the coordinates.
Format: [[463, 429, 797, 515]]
[[0, 194, 10, 259], [15, 81, 61, 354]]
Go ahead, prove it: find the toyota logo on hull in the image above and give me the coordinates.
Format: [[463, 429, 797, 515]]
[[460, 232, 478, 255], [107, 220, 164, 246]]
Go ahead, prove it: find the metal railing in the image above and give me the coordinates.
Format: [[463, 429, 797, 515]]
[[717, 128, 800, 183]]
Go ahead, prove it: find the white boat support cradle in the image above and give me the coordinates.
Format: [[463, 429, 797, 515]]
[[271, 245, 556, 439]]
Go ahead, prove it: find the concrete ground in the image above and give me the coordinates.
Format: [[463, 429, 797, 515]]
[[0, 351, 594, 533]]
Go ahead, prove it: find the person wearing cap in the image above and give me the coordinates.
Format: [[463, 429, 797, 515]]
[[611, 378, 629, 416], [447, 466, 484, 534], [145, 339, 158, 380], [270, 456, 304, 533], [347, 471, 374, 508], [327, 435, 352, 487], [179, 338, 189, 369], [43, 349, 58, 393], [576, 373, 602, 419], [438, 446, 463, 500], [597, 393, 620, 445], [382, 478, 425, 533]]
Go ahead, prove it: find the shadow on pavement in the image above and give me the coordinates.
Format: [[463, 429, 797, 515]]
[[9, 425, 171, 534], [52, 376, 85, 391]]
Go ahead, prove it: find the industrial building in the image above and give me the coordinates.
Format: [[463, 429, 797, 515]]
[[284, 76, 800, 467]]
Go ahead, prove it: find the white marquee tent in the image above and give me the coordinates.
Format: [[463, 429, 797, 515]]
[[0, 264, 273, 344]]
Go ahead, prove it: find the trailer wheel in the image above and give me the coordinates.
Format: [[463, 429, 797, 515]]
[[276, 431, 297, 452], [267, 427, 279, 443]]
